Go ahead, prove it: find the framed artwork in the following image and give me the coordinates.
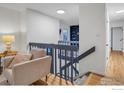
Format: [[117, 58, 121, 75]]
[[63, 30, 68, 41]]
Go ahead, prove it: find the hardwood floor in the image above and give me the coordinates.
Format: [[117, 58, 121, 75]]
[[106, 51, 124, 83], [84, 72, 104, 85], [32, 73, 72, 85]]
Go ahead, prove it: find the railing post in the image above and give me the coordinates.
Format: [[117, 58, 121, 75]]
[[59, 49, 62, 78], [50, 48, 54, 74], [75, 51, 78, 77], [67, 61, 69, 80], [59, 49, 62, 85], [29, 43, 31, 51], [71, 51, 74, 83], [55, 48, 57, 75], [64, 50, 67, 80]]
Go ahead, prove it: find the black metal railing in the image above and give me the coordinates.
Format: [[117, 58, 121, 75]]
[[58, 40, 79, 79], [61, 46, 95, 71], [60, 46, 95, 83], [29, 42, 79, 83], [29, 42, 95, 83]]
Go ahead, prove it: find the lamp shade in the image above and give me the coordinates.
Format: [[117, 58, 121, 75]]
[[2, 35, 15, 44]]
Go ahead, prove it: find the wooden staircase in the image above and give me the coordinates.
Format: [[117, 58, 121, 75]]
[[32, 73, 72, 85]]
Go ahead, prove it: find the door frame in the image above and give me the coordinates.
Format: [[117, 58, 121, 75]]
[[111, 26, 123, 52]]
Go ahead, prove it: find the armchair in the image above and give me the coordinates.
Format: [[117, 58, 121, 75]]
[[1, 49, 52, 85], [3, 56, 51, 85]]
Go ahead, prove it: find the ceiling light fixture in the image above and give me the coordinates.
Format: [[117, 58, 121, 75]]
[[57, 10, 65, 14], [116, 10, 124, 14]]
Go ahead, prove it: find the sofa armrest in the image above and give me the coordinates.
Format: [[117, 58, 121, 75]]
[[2, 56, 15, 68], [12, 56, 52, 85]]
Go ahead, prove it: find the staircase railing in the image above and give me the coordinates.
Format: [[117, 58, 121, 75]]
[[60, 46, 95, 83], [61, 46, 95, 71], [29, 42, 79, 83], [29, 42, 95, 84]]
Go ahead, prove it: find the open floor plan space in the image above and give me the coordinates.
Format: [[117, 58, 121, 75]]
[[0, 3, 124, 85]]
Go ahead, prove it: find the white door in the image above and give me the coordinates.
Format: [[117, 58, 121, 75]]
[[112, 27, 123, 51]]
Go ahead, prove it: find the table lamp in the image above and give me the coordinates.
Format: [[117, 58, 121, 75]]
[[2, 35, 15, 52]]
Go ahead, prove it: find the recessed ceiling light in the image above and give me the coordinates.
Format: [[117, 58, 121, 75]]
[[116, 10, 124, 14], [57, 10, 65, 14]]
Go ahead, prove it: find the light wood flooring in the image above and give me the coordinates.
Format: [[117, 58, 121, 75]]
[[106, 51, 124, 83], [84, 72, 104, 85], [32, 73, 72, 85]]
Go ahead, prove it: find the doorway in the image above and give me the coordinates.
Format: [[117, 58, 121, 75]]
[[111, 27, 123, 52]]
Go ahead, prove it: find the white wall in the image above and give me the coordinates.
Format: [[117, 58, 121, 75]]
[[105, 6, 111, 64], [0, 7, 22, 51], [79, 4, 106, 75], [0, 7, 61, 52], [110, 20, 124, 52], [20, 10, 27, 52], [26, 9, 59, 44]]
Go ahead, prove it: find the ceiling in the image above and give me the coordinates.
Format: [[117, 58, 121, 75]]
[[0, 3, 79, 25], [2, 3, 123, 23], [107, 3, 124, 22]]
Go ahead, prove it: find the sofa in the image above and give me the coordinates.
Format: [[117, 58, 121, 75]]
[[1, 49, 52, 85]]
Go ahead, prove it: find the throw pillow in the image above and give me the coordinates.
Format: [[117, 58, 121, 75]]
[[30, 49, 46, 59]]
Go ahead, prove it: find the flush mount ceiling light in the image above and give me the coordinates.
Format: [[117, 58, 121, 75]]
[[116, 10, 124, 14], [57, 10, 65, 14]]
